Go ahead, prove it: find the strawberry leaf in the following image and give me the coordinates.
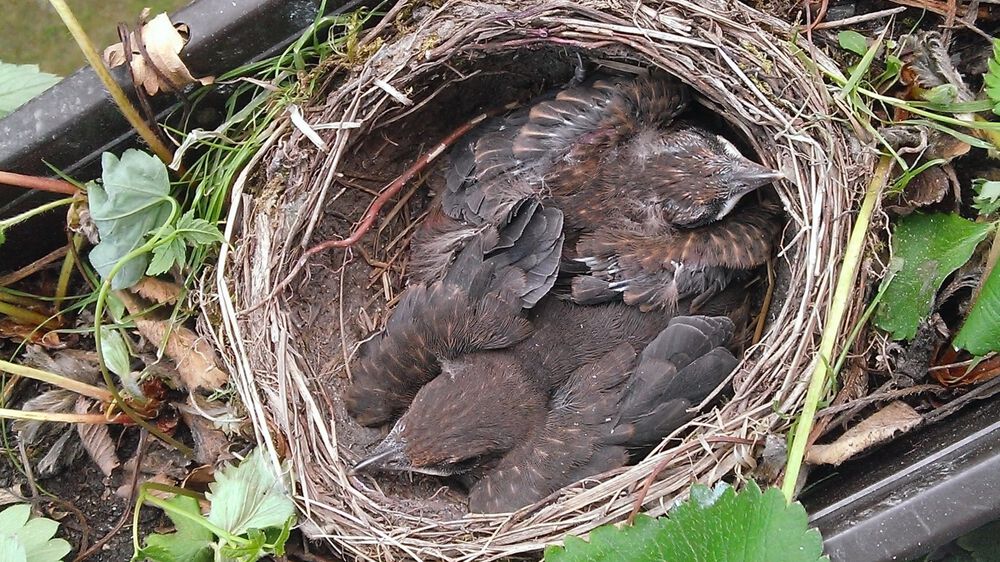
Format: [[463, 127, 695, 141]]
[[139, 495, 213, 562], [206, 448, 296, 538], [88, 150, 173, 289], [954, 257, 1000, 355], [874, 213, 991, 340], [0, 504, 71, 562], [0, 62, 60, 118], [544, 482, 826, 562]]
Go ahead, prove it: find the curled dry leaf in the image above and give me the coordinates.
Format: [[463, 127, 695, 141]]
[[134, 316, 228, 390], [118, 291, 228, 391], [74, 396, 120, 476], [103, 13, 213, 96], [131, 276, 184, 305], [0, 319, 63, 348], [806, 401, 923, 466]]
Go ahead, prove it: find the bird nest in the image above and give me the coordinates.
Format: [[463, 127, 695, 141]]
[[208, 0, 873, 559]]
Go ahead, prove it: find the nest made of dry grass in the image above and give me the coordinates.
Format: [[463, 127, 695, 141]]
[[205, 0, 874, 559]]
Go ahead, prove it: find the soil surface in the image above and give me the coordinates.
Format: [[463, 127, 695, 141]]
[[0, 430, 162, 562]]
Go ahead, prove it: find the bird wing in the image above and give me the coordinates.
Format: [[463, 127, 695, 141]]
[[512, 73, 690, 167], [468, 344, 636, 513], [614, 316, 737, 446], [570, 199, 782, 311], [346, 201, 564, 427]]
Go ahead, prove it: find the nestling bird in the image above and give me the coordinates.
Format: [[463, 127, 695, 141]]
[[343, 200, 564, 428], [408, 69, 784, 310], [353, 312, 738, 513]]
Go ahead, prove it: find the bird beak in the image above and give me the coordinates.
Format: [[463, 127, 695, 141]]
[[351, 423, 408, 475], [738, 161, 785, 188]]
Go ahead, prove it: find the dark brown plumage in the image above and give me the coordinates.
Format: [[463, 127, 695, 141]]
[[353, 313, 737, 513], [343, 200, 563, 427], [408, 70, 783, 310]]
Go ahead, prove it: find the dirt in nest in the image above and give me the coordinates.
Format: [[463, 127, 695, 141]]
[[281, 46, 784, 518]]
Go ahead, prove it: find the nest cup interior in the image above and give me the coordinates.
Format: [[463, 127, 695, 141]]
[[221, 2, 866, 558], [295, 47, 776, 510]]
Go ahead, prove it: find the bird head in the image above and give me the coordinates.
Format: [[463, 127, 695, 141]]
[[352, 355, 545, 477], [627, 126, 783, 228]]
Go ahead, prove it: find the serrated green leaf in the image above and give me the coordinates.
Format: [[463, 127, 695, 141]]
[[985, 40, 1000, 105], [838, 31, 868, 56], [954, 257, 1000, 355], [0, 504, 71, 562], [0, 62, 60, 118], [220, 527, 267, 562], [972, 179, 1000, 217], [545, 514, 668, 562], [99, 326, 132, 379], [147, 237, 185, 277], [206, 449, 296, 538], [141, 495, 213, 562], [88, 150, 173, 290], [176, 212, 223, 246], [874, 213, 991, 340], [544, 482, 826, 562]]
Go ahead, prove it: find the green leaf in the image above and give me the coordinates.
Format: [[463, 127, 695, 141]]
[[874, 213, 991, 340], [544, 482, 827, 562], [0, 62, 60, 118], [838, 31, 868, 56], [972, 179, 1000, 217], [88, 150, 173, 290], [986, 40, 1000, 109], [954, 257, 1000, 355], [219, 528, 267, 562], [99, 326, 132, 379], [140, 495, 213, 562], [0, 504, 71, 562], [176, 212, 223, 246], [206, 449, 296, 538], [147, 236, 185, 277]]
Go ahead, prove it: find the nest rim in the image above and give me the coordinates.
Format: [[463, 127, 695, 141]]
[[210, 0, 873, 559]]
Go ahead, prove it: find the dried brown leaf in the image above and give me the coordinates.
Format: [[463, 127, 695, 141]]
[[74, 397, 120, 476], [136, 317, 228, 390], [806, 401, 923, 466], [175, 396, 233, 465], [102, 13, 213, 96], [130, 277, 184, 305], [117, 292, 228, 391]]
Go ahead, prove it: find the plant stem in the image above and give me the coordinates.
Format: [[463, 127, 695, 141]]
[[47, 0, 174, 165], [89, 199, 195, 457], [0, 408, 113, 424], [54, 235, 82, 319], [141, 492, 246, 545], [0, 171, 79, 195], [0, 197, 74, 232], [781, 154, 892, 501], [0, 360, 114, 403], [0, 301, 53, 328]]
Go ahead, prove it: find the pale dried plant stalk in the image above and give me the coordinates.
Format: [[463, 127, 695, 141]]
[[203, 0, 874, 559]]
